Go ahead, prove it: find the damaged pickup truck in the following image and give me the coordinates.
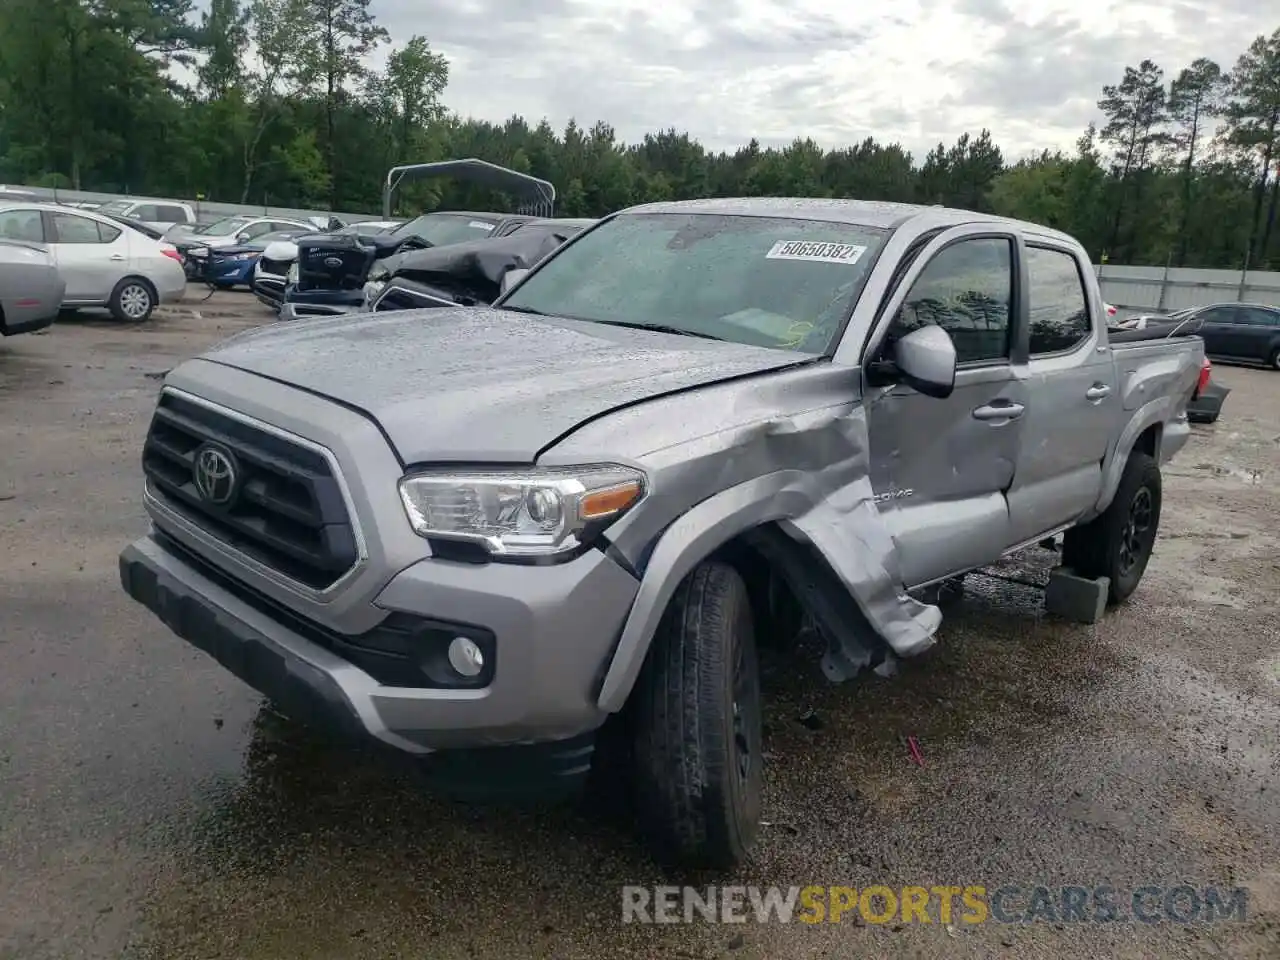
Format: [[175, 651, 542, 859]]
[[119, 198, 1204, 869]]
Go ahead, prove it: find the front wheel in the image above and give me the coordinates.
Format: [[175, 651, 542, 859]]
[[109, 278, 156, 322], [1062, 451, 1162, 604], [1268, 348, 1280, 371], [631, 560, 763, 869]]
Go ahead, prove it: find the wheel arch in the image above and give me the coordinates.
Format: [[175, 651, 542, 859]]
[[595, 473, 892, 713], [1095, 407, 1166, 515]]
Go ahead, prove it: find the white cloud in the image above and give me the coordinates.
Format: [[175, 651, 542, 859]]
[[367, 0, 1273, 159]]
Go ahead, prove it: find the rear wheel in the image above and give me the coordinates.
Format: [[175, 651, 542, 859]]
[[1062, 451, 1162, 604], [109, 278, 156, 322], [632, 560, 763, 869], [1268, 347, 1280, 371]]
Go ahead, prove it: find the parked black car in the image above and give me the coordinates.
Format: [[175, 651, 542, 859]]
[[1122, 302, 1280, 370]]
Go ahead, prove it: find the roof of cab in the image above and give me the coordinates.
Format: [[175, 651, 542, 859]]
[[617, 196, 1080, 246]]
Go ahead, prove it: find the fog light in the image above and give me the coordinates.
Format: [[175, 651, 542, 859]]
[[447, 636, 485, 677]]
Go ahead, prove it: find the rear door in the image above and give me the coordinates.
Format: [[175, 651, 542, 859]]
[[43, 210, 127, 301], [863, 224, 1027, 587], [1236, 306, 1280, 362], [1004, 241, 1115, 546]]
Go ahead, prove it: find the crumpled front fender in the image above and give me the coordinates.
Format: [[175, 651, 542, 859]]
[[593, 401, 940, 713]]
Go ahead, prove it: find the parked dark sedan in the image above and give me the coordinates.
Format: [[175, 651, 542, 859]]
[[1123, 302, 1280, 371]]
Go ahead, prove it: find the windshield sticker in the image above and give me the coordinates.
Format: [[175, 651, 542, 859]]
[[469, 221, 495, 231], [766, 240, 867, 264]]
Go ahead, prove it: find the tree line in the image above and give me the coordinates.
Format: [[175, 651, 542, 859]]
[[0, 1, 1277, 269]]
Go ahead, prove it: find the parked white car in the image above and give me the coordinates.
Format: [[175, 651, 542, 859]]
[[94, 198, 196, 233], [0, 202, 187, 321], [169, 214, 318, 253]]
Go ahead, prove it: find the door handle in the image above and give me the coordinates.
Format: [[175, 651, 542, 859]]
[[972, 401, 1025, 422], [1086, 384, 1112, 401], [109, 254, 126, 261]]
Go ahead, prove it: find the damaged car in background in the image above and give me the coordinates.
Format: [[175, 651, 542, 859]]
[[251, 220, 402, 311], [363, 218, 596, 312], [277, 158, 557, 320], [119, 198, 1204, 870]]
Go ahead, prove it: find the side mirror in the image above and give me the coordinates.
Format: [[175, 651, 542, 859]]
[[891, 325, 957, 399], [236, 233, 250, 244], [499, 268, 530, 295]]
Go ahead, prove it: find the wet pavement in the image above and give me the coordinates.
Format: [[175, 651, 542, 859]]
[[1, 295, 1277, 959]]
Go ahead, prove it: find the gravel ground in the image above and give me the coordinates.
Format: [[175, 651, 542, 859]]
[[1, 290, 1277, 959]]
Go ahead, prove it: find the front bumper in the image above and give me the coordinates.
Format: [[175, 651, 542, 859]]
[[279, 301, 361, 322], [279, 286, 365, 321], [119, 529, 639, 756], [206, 256, 258, 286]]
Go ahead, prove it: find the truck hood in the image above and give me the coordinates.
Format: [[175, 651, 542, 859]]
[[200, 307, 809, 463]]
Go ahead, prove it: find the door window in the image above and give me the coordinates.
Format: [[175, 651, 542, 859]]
[[97, 222, 123, 243], [243, 222, 273, 239], [887, 236, 1013, 363], [51, 213, 104, 243], [155, 205, 188, 223], [0, 208, 44, 242], [1239, 307, 1279, 326], [1199, 306, 1239, 324], [1026, 246, 1092, 354]]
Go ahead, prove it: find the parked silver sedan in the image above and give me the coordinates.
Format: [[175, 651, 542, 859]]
[[0, 203, 186, 321], [0, 238, 64, 337]]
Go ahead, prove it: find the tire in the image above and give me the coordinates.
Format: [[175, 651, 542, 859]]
[[1269, 348, 1280, 371], [109, 277, 156, 322], [631, 560, 763, 869], [1062, 451, 1162, 604]]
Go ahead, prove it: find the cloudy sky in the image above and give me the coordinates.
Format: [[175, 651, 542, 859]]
[[365, 0, 1272, 160]]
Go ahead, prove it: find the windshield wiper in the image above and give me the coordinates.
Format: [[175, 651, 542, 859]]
[[499, 304, 551, 317], [589, 319, 727, 342]]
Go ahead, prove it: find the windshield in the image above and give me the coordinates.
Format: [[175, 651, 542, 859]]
[[97, 200, 133, 215], [498, 212, 888, 354], [392, 213, 498, 246], [199, 216, 253, 237]]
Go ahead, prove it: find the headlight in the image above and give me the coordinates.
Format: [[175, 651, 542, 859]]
[[228, 252, 256, 261], [187, 246, 208, 257], [286, 262, 299, 284], [368, 263, 390, 282], [399, 465, 645, 559]]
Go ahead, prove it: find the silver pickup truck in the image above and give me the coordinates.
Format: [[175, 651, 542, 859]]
[[119, 198, 1203, 868]]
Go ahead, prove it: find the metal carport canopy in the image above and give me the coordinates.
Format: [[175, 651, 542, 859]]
[[382, 158, 556, 218]]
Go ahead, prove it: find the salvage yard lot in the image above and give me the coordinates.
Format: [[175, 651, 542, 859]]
[[1, 290, 1278, 960]]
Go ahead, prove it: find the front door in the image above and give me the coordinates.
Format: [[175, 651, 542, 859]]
[[1005, 242, 1116, 546], [43, 211, 127, 302], [1196, 305, 1240, 357], [865, 228, 1026, 588]]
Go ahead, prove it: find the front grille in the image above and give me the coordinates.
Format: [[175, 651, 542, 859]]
[[142, 392, 359, 591], [260, 257, 291, 277]]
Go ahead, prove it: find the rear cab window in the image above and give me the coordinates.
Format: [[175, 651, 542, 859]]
[[497, 212, 888, 354]]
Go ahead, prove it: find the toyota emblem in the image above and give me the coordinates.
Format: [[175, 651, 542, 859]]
[[192, 443, 240, 506]]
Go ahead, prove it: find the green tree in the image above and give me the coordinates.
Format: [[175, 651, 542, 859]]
[[1098, 60, 1168, 259], [1167, 58, 1228, 265], [1223, 29, 1280, 267], [296, 0, 389, 207]]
